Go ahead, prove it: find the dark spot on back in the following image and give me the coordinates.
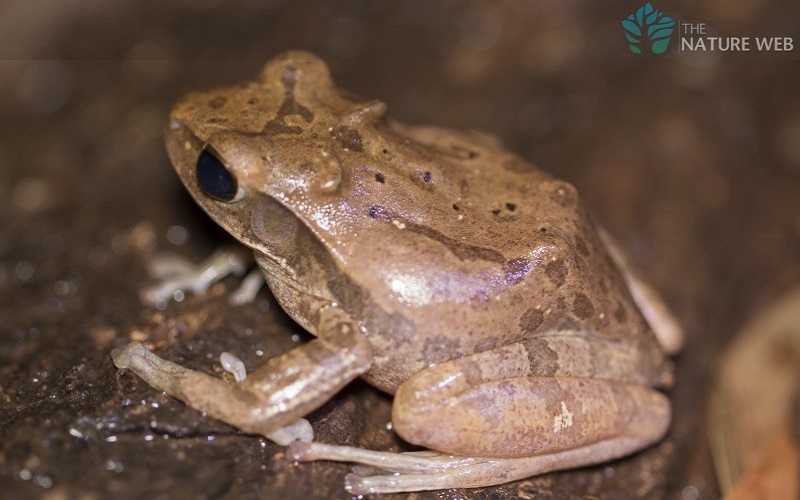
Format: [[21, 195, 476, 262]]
[[491, 209, 501, 216], [375, 172, 385, 183], [522, 338, 559, 376], [468, 150, 479, 159], [263, 121, 303, 135], [247, 98, 258, 105], [520, 307, 544, 334], [505, 202, 517, 211], [369, 204, 392, 220], [572, 293, 594, 319], [382, 148, 389, 154], [209, 96, 227, 108], [545, 259, 567, 288], [259, 68, 314, 135], [422, 171, 432, 182], [332, 125, 364, 152], [503, 258, 531, 284], [452, 203, 460, 211], [276, 96, 313, 122], [368, 205, 385, 219]]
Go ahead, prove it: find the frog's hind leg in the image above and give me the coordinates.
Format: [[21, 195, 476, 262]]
[[289, 438, 645, 495], [290, 334, 671, 494]]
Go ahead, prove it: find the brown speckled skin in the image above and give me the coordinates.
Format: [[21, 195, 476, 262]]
[[165, 51, 670, 398], [96, 51, 682, 491]]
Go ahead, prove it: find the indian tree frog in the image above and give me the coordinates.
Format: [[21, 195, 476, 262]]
[[112, 51, 682, 494]]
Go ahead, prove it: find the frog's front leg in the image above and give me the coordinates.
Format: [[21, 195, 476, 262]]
[[290, 333, 670, 494], [111, 306, 372, 439]]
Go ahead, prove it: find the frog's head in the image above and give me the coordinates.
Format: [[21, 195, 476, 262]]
[[164, 51, 392, 327]]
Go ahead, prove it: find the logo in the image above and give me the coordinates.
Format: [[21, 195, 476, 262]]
[[622, 3, 676, 54]]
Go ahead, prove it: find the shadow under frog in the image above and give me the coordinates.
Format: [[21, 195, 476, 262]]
[[112, 51, 682, 494]]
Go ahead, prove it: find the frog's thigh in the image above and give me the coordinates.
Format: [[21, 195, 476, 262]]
[[393, 338, 670, 458], [395, 374, 669, 458], [290, 337, 670, 494]]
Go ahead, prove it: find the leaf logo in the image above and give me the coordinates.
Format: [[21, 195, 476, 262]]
[[622, 2, 676, 54]]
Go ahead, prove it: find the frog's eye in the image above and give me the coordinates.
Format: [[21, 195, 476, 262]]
[[196, 149, 243, 202]]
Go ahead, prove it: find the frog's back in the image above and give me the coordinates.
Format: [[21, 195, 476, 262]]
[[325, 117, 669, 394]]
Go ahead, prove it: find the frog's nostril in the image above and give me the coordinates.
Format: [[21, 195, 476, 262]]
[[196, 149, 241, 202]]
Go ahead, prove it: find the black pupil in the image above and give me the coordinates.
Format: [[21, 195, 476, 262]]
[[196, 150, 238, 201]]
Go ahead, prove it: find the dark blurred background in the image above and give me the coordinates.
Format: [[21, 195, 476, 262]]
[[1, 1, 799, 498]]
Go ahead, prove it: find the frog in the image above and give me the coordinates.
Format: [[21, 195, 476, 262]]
[[111, 50, 682, 494]]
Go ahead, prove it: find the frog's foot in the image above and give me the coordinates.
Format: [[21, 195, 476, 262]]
[[288, 441, 638, 494], [140, 245, 257, 306], [268, 418, 313, 446]]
